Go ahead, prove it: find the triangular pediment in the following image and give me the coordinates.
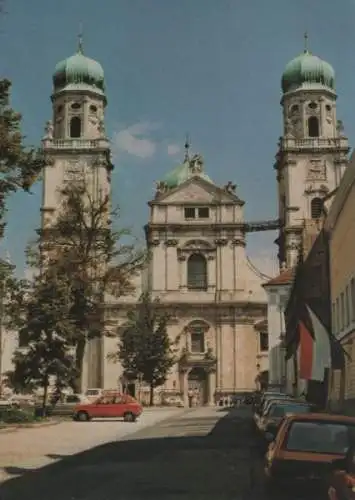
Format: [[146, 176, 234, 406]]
[[150, 176, 244, 205]]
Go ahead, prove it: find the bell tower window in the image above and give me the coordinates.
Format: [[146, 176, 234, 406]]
[[308, 116, 319, 138], [70, 116, 81, 138], [311, 197, 323, 219]]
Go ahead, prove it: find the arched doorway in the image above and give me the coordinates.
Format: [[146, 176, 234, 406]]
[[188, 367, 207, 405]]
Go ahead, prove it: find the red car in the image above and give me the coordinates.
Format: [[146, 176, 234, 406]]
[[73, 393, 143, 422], [328, 446, 355, 500]]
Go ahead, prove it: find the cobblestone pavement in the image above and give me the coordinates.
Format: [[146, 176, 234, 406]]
[[0, 406, 319, 500]]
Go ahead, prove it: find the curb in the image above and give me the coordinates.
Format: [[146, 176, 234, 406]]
[[0, 419, 62, 435]]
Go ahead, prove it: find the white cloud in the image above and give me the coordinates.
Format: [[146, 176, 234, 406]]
[[167, 144, 181, 156], [112, 122, 159, 159]]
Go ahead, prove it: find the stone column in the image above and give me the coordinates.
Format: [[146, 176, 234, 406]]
[[179, 255, 187, 290], [208, 371, 216, 405], [180, 370, 189, 406], [207, 255, 216, 291]]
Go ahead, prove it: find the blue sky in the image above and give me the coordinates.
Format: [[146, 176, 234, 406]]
[[1, 0, 355, 276]]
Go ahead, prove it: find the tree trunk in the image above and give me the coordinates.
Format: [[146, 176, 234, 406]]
[[41, 373, 49, 415], [74, 338, 86, 393], [149, 383, 154, 406]]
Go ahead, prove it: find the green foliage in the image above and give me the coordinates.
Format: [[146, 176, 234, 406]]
[[7, 269, 76, 403], [114, 292, 177, 405], [26, 183, 145, 392], [0, 79, 45, 236], [0, 407, 36, 424]]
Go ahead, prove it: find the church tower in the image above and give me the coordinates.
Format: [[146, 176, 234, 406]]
[[41, 36, 112, 389], [275, 35, 349, 268]]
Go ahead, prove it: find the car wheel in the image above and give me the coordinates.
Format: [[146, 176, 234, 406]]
[[76, 411, 89, 422], [123, 412, 136, 422]]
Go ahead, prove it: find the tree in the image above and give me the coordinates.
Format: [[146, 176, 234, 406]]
[[114, 292, 177, 406], [0, 258, 19, 397], [31, 182, 144, 392], [7, 269, 75, 408], [0, 79, 45, 236]]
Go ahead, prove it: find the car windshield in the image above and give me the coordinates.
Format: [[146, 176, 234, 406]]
[[285, 421, 355, 455], [269, 404, 312, 418]]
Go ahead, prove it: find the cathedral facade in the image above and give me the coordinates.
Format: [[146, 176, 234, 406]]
[[37, 40, 270, 404], [0, 39, 272, 403], [103, 150, 270, 404]]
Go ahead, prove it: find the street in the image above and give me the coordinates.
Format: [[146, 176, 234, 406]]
[[0, 405, 271, 500]]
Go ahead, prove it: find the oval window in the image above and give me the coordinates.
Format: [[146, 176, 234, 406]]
[[90, 105, 97, 113], [309, 101, 317, 109], [71, 102, 81, 110]]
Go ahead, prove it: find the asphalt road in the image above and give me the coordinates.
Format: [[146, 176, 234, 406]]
[[0, 405, 266, 500]]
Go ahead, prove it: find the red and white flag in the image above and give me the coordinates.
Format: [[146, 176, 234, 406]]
[[298, 305, 331, 382]]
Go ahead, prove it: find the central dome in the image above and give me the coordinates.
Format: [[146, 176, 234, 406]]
[[281, 50, 335, 94], [53, 46, 105, 93], [164, 157, 213, 189]]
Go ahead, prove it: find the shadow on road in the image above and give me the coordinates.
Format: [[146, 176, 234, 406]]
[[0, 407, 263, 500]]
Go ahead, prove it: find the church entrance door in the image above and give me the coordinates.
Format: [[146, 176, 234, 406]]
[[188, 367, 207, 406]]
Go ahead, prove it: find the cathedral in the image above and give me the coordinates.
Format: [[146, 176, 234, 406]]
[[4, 36, 348, 405], [38, 38, 271, 405]]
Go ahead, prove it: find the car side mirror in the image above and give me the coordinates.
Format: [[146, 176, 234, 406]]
[[265, 432, 274, 443], [331, 458, 347, 471]]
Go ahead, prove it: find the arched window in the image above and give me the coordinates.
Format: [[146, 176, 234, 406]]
[[311, 197, 323, 219], [187, 254, 207, 290], [69, 116, 81, 138], [308, 116, 319, 138]]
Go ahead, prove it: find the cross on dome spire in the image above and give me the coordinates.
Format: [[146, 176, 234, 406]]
[[77, 22, 84, 54], [304, 31, 309, 53], [184, 133, 190, 162]]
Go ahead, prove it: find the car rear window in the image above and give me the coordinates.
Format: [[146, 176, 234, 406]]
[[269, 404, 312, 418], [285, 420, 355, 455]]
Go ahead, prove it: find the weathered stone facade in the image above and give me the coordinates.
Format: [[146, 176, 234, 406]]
[[103, 173, 270, 404]]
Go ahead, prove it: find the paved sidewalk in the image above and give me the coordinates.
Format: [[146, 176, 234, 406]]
[[0, 407, 187, 483]]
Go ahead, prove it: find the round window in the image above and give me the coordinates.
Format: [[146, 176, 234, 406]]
[[90, 105, 97, 113], [309, 101, 317, 109], [71, 102, 81, 110]]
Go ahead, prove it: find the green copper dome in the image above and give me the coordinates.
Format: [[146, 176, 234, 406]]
[[164, 157, 213, 189], [53, 46, 105, 93], [282, 50, 335, 93]]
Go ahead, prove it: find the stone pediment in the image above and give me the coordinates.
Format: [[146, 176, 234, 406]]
[[152, 177, 243, 205]]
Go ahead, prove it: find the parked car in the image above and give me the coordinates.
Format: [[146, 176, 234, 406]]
[[254, 395, 293, 429], [263, 412, 355, 494], [328, 445, 355, 500], [34, 393, 90, 417], [255, 392, 291, 415], [258, 400, 314, 435], [162, 394, 184, 407], [73, 393, 143, 422], [84, 388, 103, 402], [50, 394, 91, 416]]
